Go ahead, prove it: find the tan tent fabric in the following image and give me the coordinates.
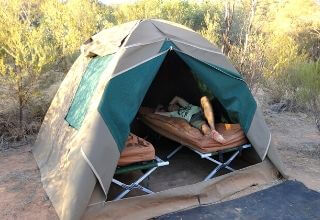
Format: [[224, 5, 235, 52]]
[[140, 108, 248, 153], [111, 39, 165, 78], [246, 107, 271, 160], [32, 19, 288, 220], [81, 20, 139, 57], [172, 41, 239, 73], [33, 54, 97, 220], [151, 19, 221, 52], [79, 110, 119, 196], [267, 142, 289, 178], [124, 20, 164, 46], [118, 133, 155, 166]]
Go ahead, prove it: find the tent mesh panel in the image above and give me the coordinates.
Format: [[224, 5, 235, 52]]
[[66, 54, 114, 129]]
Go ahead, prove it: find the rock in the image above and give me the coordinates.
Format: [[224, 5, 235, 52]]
[[270, 102, 288, 113]]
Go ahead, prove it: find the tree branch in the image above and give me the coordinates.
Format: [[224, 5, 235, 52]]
[[0, 45, 17, 60]]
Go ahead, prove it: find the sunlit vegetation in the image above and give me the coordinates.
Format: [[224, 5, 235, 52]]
[[0, 0, 319, 144]]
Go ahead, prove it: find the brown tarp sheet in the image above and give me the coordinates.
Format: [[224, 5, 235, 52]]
[[139, 108, 248, 153], [83, 160, 279, 220], [118, 133, 155, 166]]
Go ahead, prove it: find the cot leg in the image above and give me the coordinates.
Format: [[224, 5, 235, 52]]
[[113, 166, 157, 200], [167, 145, 183, 159], [204, 156, 236, 172], [204, 150, 240, 181]]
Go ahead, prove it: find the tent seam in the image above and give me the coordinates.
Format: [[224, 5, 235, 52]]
[[150, 20, 167, 38], [80, 147, 108, 196], [151, 20, 218, 53], [87, 200, 106, 207], [119, 19, 142, 50], [263, 132, 272, 160], [110, 49, 169, 79], [171, 39, 223, 55], [174, 49, 245, 82], [124, 38, 165, 49]]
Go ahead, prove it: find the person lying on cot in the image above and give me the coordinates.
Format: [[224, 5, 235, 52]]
[[155, 96, 226, 143]]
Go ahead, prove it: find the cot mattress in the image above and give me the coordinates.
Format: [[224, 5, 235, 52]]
[[139, 107, 248, 153]]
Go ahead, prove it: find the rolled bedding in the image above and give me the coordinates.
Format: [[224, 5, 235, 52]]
[[118, 133, 155, 166]]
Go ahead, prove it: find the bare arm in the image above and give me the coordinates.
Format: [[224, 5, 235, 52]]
[[169, 96, 189, 107]]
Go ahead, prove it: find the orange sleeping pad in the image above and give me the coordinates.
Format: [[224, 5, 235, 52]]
[[118, 133, 155, 166], [139, 107, 248, 153]]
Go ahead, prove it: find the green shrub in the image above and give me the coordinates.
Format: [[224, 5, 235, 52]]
[[288, 60, 320, 112]]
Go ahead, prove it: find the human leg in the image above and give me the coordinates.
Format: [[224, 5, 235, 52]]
[[190, 112, 206, 131], [200, 96, 215, 130], [191, 116, 226, 143], [200, 96, 226, 143], [190, 115, 212, 137], [200, 123, 211, 136]]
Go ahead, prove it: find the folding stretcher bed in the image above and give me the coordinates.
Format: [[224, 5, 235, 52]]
[[112, 133, 169, 200], [139, 107, 251, 180]]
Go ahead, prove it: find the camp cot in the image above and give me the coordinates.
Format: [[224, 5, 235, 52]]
[[33, 19, 288, 220]]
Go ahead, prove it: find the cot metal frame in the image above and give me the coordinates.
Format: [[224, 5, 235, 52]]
[[111, 156, 169, 201], [167, 144, 252, 181]]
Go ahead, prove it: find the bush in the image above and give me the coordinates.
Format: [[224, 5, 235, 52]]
[[0, 0, 319, 147], [288, 60, 320, 113]]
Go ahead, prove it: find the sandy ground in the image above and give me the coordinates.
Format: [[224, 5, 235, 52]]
[[0, 107, 319, 219], [267, 110, 320, 191], [222, 109, 320, 202], [108, 138, 253, 200], [0, 146, 58, 220]]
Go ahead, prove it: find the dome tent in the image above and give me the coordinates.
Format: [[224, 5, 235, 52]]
[[33, 19, 287, 220]]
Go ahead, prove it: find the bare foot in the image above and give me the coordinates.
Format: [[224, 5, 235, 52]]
[[211, 130, 226, 144]]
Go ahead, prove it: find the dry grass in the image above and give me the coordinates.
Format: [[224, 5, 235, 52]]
[[0, 111, 42, 149], [0, 70, 64, 150]]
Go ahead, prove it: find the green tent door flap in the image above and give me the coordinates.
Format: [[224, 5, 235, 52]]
[[98, 51, 168, 152], [66, 47, 256, 153], [175, 50, 257, 133], [97, 49, 256, 153]]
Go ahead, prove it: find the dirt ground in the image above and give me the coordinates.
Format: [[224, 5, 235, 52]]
[[0, 146, 58, 220], [267, 110, 320, 191], [0, 103, 319, 219]]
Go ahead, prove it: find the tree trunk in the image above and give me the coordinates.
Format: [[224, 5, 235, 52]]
[[17, 74, 24, 139], [221, 1, 235, 56], [240, 0, 258, 70], [19, 94, 23, 134]]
